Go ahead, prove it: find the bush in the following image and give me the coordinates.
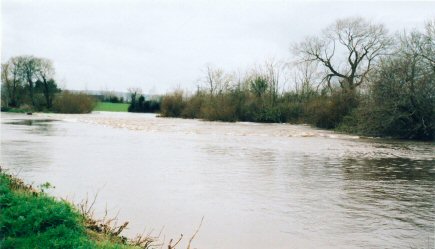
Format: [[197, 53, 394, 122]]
[[180, 94, 204, 118], [198, 94, 238, 122], [277, 101, 304, 123], [159, 88, 359, 125], [52, 91, 96, 114], [305, 90, 359, 129], [160, 90, 185, 117]]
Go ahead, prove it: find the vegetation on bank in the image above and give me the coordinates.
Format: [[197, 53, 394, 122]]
[[1, 56, 95, 114], [127, 88, 161, 113], [0, 169, 204, 249], [159, 18, 434, 141], [51, 91, 96, 114], [2, 18, 433, 140], [0, 170, 153, 249]]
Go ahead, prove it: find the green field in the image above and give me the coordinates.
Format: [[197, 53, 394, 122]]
[[93, 102, 129, 112]]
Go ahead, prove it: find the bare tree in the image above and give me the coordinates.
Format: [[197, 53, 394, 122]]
[[202, 65, 233, 96], [1, 58, 25, 107], [368, 26, 435, 140], [17, 56, 40, 106], [263, 59, 283, 104], [293, 17, 392, 91], [35, 58, 56, 108], [127, 87, 143, 103], [413, 19, 435, 70], [205, 65, 218, 96], [247, 60, 284, 104], [1, 63, 12, 107], [292, 61, 321, 95]]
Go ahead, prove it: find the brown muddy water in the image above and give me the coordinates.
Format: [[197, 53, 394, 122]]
[[1, 112, 434, 249]]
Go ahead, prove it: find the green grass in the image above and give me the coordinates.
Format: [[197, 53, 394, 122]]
[[93, 102, 130, 112], [0, 172, 138, 249], [1, 107, 31, 113]]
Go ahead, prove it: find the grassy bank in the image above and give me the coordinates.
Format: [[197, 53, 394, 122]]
[[94, 102, 130, 112], [0, 107, 30, 113], [0, 170, 148, 249]]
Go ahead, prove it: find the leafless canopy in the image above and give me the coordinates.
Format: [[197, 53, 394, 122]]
[[202, 65, 233, 96], [293, 17, 392, 90], [128, 87, 143, 102], [1, 56, 56, 107]]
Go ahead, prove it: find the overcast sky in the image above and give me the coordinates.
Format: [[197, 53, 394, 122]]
[[2, 0, 434, 93]]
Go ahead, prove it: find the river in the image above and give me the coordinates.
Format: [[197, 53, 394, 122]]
[[1, 112, 434, 249]]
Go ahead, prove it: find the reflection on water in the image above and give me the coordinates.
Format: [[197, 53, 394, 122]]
[[4, 118, 59, 137], [1, 112, 434, 249], [5, 119, 57, 126], [342, 158, 435, 181]]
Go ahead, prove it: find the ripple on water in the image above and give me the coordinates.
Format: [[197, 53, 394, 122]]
[[1, 112, 434, 249]]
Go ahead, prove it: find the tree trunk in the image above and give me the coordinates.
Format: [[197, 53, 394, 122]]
[[27, 76, 35, 107], [43, 78, 51, 108]]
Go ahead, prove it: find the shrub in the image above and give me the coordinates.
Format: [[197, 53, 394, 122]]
[[278, 101, 304, 123], [305, 90, 359, 129], [160, 90, 185, 117], [52, 91, 96, 114], [181, 94, 204, 118]]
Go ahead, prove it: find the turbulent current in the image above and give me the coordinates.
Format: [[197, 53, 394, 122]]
[[1, 112, 434, 249]]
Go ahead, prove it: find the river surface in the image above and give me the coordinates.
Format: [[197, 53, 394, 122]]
[[1, 112, 434, 249]]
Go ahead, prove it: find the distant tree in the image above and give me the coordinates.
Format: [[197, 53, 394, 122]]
[[108, 95, 120, 103], [100, 90, 123, 103], [35, 58, 59, 108], [128, 87, 142, 103], [127, 87, 142, 112], [35, 79, 60, 108], [128, 93, 161, 113], [1, 63, 13, 107], [294, 17, 392, 91], [263, 60, 281, 104], [2, 55, 60, 110], [292, 61, 320, 100], [203, 65, 233, 96], [137, 95, 145, 110], [204, 65, 220, 96], [18, 56, 40, 106], [1, 58, 25, 107]]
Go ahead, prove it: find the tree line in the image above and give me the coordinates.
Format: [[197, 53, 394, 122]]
[[3, 18, 432, 139], [126, 88, 161, 113], [160, 18, 434, 140], [1, 56, 95, 113]]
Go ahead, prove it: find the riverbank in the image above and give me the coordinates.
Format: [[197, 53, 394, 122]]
[[160, 90, 434, 141], [0, 107, 32, 113], [0, 169, 151, 249]]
